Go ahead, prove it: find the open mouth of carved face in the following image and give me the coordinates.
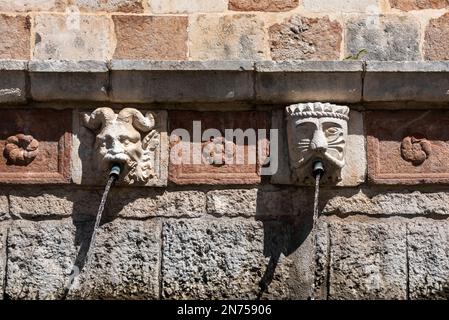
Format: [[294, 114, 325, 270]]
[[103, 153, 130, 163]]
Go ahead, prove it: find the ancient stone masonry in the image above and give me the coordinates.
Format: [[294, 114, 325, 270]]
[[2, 0, 449, 301]]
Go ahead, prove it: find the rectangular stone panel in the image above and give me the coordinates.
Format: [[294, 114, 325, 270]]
[[367, 110, 449, 184], [168, 111, 269, 185], [0, 61, 27, 104], [0, 109, 71, 184]]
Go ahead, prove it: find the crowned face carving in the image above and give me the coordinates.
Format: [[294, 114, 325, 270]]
[[286, 103, 349, 184], [83, 108, 159, 184]]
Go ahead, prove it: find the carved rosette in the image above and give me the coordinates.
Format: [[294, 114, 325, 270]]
[[401, 135, 431, 166], [4, 134, 39, 166]]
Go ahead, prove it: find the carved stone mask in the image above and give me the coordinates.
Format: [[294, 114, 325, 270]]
[[286, 102, 349, 184], [83, 107, 159, 184]]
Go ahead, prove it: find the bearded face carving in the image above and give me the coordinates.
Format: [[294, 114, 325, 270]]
[[83, 108, 159, 184], [286, 102, 349, 184]]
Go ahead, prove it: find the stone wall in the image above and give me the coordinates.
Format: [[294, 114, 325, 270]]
[[1, 0, 449, 61], [1, 0, 449, 301]]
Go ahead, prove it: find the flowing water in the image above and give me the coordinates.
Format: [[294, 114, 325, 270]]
[[309, 172, 321, 300]]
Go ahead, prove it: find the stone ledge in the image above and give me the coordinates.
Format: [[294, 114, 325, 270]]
[[2, 60, 449, 103]]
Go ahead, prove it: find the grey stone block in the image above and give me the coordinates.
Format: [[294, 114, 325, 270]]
[[0, 195, 8, 220], [323, 190, 449, 216], [29, 60, 109, 101], [326, 217, 407, 299], [162, 219, 293, 299], [255, 61, 363, 103], [0, 60, 27, 104], [345, 15, 421, 61], [0, 223, 7, 300], [6, 219, 161, 299], [364, 61, 449, 102], [408, 219, 449, 299], [110, 60, 254, 103]]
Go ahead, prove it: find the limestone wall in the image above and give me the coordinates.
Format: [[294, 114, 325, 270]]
[[0, 0, 449, 300]]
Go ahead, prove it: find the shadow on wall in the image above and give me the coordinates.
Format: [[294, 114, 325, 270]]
[[255, 186, 316, 300]]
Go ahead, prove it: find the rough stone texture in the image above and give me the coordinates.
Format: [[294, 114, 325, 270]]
[[71, 0, 144, 12], [229, 0, 299, 11], [327, 217, 407, 299], [367, 110, 449, 184], [168, 111, 269, 185], [0, 61, 27, 104], [303, 0, 380, 12], [150, 0, 227, 13], [162, 219, 292, 299], [271, 110, 366, 186], [0, 223, 7, 299], [6, 220, 77, 299], [255, 61, 363, 103], [0, 109, 72, 184], [0, 15, 31, 60], [424, 13, 449, 61], [390, 0, 449, 11], [113, 15, 188, 60], [0, 0, 65, 11], [73, 110, 168, 187], [206, 188, 299, 217], [408, 219, 449, 299], [189, 14, 267, 60], [68, 219, 161, 299], [345, 15, 421, 61], [0, 195, 8, 220], [323, 190, 449, 216], [9, 188, 101, 219], [105, 189, 206, 218], [269, 15, 342, 61], [33, 14, 111, 60]]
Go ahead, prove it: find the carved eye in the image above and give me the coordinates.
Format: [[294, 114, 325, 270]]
[[325, 127, 340, 136], [123, 139, 130, 146]]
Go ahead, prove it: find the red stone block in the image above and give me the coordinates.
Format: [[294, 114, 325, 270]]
[[367, 110, 449, 184], [168, 111, 269, 185], [0, 109, 71, 184]]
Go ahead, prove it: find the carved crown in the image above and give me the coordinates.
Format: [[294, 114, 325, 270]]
[[286, 102, 349, 121]]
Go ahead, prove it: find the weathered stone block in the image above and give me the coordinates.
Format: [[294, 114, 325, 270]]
[[390, 0, 449, 11], [269, 15, 342, 60], [326, 217, 407, 299], [0, 61, 27, 104], [0, 223, 7, 300], [255, 61, 363, 103], [71, 0, 144, 12], [323, 190, 449, 216], [0, 15, 30, 60], [229, 0, 298, 11], [6, 220, 77, 299], [68, 219, 161, 299], [113, 15, 188, 60], [189, 14, 267, 60], [0, 0, 65, 11], [168, 111, 269, 185], [29, 60, 109, 101], [367, 110, 449, 184], [162, 219, 292, 299], [9, 188, 101, 219], [150, 0, 227, 13], [33, 14, 111, 60], [0, 195, 8, 220], [105, 189, 206, 218], [0, 109, 72, 184], [303, 0, 380, 12], [408, 219, 449, 299], [271, 109, 365, 186], [345, 15, 420, 61], [424, 13, 449, 61], [364, 61, 449, 102], [110, 60, 254, 103], [73, 109, 168, 187], [6, 219, 161, 300]]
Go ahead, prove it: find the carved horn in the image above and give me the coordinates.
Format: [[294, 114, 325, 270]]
[[83, 107, 116, 131], [118, 108, 155, 132]]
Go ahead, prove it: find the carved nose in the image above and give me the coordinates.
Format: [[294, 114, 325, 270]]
[[310, 130, 328, 151], [110, 140, 124, 155]]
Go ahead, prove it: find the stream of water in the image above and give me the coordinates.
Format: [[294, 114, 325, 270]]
[[309, 172, 322, 300]]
